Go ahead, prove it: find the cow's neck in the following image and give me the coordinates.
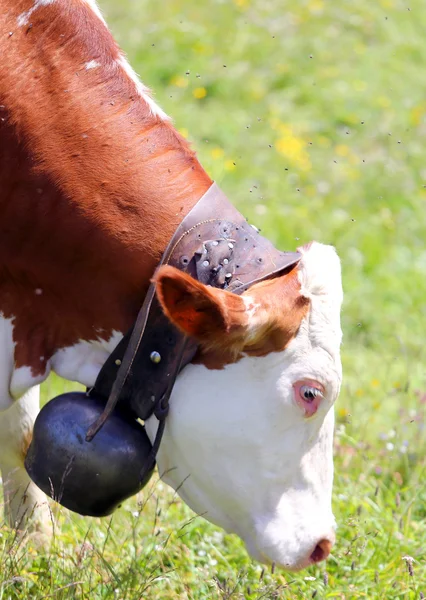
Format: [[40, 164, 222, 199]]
[[0, 0, 212, 386]]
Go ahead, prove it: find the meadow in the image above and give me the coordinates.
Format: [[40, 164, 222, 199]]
[[2, 0, 426, 597]]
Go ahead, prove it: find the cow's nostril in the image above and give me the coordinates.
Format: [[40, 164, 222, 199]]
[[310, 538, 333, 564]]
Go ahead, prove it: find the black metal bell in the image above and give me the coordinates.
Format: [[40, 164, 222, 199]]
[[25, 392, 155, 517]]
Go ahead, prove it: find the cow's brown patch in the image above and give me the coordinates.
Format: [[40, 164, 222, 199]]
[[0, 0, 212, 376]]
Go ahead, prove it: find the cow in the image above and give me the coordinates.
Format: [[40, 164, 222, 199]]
[[0, 0, 343, 571]]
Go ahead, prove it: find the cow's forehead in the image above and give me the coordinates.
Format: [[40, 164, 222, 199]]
[[296, 242, 343, 362]]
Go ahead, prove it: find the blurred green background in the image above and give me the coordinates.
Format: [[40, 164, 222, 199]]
[[106, 0, 426, 398], [3, 0, 426, 598], [100, 0, 426, 449]]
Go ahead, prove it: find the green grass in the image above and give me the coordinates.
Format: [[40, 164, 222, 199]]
[[2, 0, 426, 597]]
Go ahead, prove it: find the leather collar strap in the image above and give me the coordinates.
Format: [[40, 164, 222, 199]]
[[86, 183, 301, 473]]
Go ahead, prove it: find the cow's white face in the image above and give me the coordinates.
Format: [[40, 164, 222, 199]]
[[146, 242, 343, 570]]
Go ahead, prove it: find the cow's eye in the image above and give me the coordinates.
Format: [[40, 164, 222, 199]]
[[293, 380, 325, 417], [300, 385, 323, 402]]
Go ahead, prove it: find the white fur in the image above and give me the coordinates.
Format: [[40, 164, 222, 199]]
[[0, 318, 122, 403], [242, 295, 260, 325], [50, 330, 123, 387], [85, 60, 101, 70], [17, 0, 56, 27], [116, 56, 170, 121], [0, 386, 51, 532], [10, 365, 51, 401], [0, 315, 50, 405], [297, 242, 343, 344], [0, 315, 49, 529], [81, 0, 108, 27], [145, 242, 343, 570], [0, 316, 16, 410], [80, 0, 169, 119]]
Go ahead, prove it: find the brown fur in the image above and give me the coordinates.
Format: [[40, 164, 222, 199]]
[[0, 0, 211, 376], [1, 0, 308, 380]]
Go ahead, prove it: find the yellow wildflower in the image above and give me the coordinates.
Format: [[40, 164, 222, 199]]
[[211, 147, 225, 160], [193, 87, 207, 99], [308, 0, 324, 13], [335, 144, 350, 157], [274, 122, 311, 171], [170, 75, 188, 88], [410, 103, 426, 126], [250, 82, 266, 100], [193, 41, 211, 55], [376, 96, 391, 108], [321, 66, 339, 79], [225, 160, 236, 171], [341, 165, 360, 181], [275, 63, 290, 74]]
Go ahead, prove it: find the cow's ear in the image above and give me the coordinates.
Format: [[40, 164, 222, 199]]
[[153, 266, 247, 343], [154, 264, 309, 360]]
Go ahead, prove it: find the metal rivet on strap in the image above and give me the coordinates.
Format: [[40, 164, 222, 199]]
[[228, 242, 234, 249], [212, 240, 219, 246], [150, 351, 162, 364], [202, 260, 209, 267], [223, 258, 229, 265], [115, 359, 122, 366], [225, 273, 232, 279]]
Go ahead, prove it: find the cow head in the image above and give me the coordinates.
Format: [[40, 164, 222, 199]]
[[145, 241, 343, 570]]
